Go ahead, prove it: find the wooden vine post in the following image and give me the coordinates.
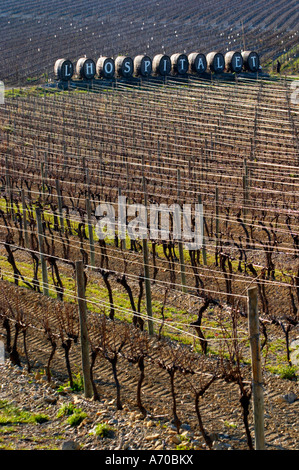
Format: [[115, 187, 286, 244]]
[[21, 189, 29, 249], [35, 207, 49, 297], [215, 185, 219, 251], [118, 187, 126, 251], [75, 260, 93, 398], [143, 176, 154, 336], [177, 168, 187, 293], [198, 194, 207, 265], [5, 156, 13, 220], [86, 197, 95, 267], [243, 158, 249, 225], [55, 179, 64, 233], [40, 161, 46, 202], [247, 286, 265, 450]]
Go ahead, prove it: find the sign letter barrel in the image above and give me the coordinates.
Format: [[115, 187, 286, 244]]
[[188, 52, 207, 74], [54, 59, 74, 81], [76, 58, 96, 80], [96, 57, 115, 79], [134, 55, 152, 77], [225, 51, 243, 73], [242, 51, 260, 72], [171, 53, 189, 75], [206, 52, 225, 74], [115, 56, 134, 78], [152, 54, 171, 76]]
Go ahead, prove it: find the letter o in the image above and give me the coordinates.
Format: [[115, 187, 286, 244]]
[[96, 57, 115, 79]]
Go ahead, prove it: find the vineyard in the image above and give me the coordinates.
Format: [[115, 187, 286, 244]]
[[0, 0, 299, 453], [0, 0, 298, 85], [0, 71, 298, 450]]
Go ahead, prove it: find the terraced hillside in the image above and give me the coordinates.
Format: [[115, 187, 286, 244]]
[[0, 0, 298, 84], [0, 0, 298, 453]]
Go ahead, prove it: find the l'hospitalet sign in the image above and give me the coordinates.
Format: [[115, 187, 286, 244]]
[[54, 50, 260, 81]]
